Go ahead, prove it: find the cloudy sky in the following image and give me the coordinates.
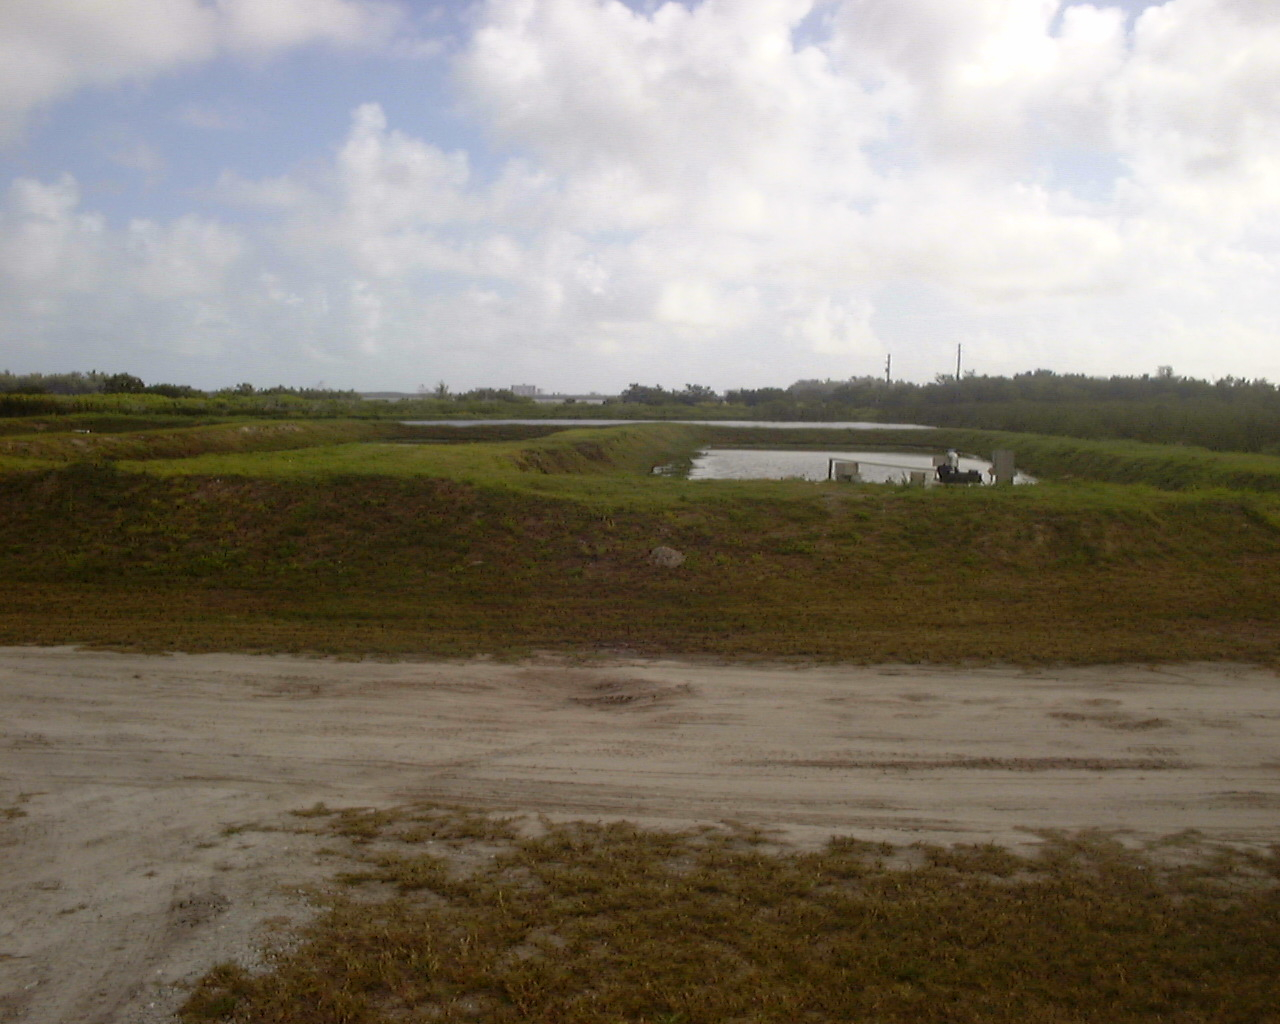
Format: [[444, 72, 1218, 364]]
[[0, 0, 1276, 393]]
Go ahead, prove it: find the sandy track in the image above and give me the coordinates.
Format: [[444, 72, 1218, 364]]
[[2, 648, 1279, 1023]]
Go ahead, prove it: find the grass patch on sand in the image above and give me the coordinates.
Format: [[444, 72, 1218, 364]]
[[182, 804, 1280, 1024]]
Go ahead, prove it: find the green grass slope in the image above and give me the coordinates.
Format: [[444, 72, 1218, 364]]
[[3, 433, 1278, 661]]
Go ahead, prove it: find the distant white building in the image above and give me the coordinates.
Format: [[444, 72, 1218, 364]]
[[510, 384, 540, 397]]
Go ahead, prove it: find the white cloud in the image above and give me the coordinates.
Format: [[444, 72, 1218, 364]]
[[832, 0, 1128, 168], [350, 279, 386, 354], [448, 1, 1142, 340], [0, 176, 105, 289], [0, 174, 250, 368], [1115, 0, 1280, 232], [212, 170, 315, 209], [338, 104, 474, 232], [787, 295, 880, 356], [0, 0, 411, 140], [0, 176, 244, 299], [126, 215, 246, 298], [105, 138, 168, 187], [0, 0, 217, 139], [867, 175, 1129, 303], [458, 0, 883, 216], [215, 0, 400, 51], [1, 0, 1278, 391], [183, 1, 1280, 385], [177, 102, 251, 131]]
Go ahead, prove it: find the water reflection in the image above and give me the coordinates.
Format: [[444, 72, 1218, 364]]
[[686, 449, 1033, 484], [403, 419, 931, 429]]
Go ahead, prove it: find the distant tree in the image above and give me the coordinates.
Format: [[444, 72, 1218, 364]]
[[457, 387, 530, 403], [103, 372, 146, 394], [3, 379, 47, 394], [259, 385, 360, 400], [145, 383, 204, 398], [2, 371, 116, 394], [619, 383, 672, 405], [673, 384, 720, 405], [787, 379, 844, 398], [725, 387, 788, 407]]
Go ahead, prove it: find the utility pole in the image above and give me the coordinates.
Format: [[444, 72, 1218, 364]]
[[885, 354, 891, 384], [956, 344, 962, 381]]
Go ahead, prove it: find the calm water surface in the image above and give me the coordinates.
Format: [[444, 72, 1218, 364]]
[[687, 449, 1010, 483], [402, 419, 932, 430], [398, 420, 1031, 483]]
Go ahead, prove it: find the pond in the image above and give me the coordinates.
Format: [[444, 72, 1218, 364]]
[[685, 449, 1034, 484], [402, 419, 932, 429]]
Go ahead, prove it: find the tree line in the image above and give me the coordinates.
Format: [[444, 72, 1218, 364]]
[[0, 370, 362, 400], [618, 371, 1280, 453], [6, 368, 1280, 453]]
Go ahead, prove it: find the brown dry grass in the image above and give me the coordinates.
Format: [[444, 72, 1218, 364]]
[[181, 804, 1280, 1024]]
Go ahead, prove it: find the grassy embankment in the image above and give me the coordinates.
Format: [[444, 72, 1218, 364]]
[[0, 417, 411, 465], [2, 418, 1279, 663]]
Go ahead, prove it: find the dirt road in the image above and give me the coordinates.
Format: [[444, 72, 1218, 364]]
[[2, 648, 1279, 1023]]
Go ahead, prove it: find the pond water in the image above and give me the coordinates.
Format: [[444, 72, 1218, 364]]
[[402, 419, 931, 430], [686, 449, 1033, 484]]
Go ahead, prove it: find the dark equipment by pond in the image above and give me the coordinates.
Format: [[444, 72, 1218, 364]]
[[935, 450, 984, 485]]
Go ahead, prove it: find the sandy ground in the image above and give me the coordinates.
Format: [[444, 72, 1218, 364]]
[[2, 647, 1280, 1023]]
